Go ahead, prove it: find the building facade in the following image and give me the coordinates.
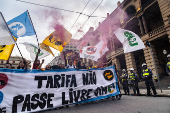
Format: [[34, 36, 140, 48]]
[[0, 56, 31, 69], [81, 0, 170, 79], [108, 0, 170, 78]]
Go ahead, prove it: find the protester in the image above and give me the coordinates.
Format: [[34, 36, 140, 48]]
[[114, 63, 122, 100], [66, 59, 75, 107], [60, 64, 65, 69], [74, 58, 79, 68], [129, 68, 140, 96], [45, 65, 51, 70], [32, 59, 44, 69], [75, 58, 80, 69], [142, 63, 157, 96], [51, 64, 59, 69], [88, 61, 97, 69], [66, 59, 75, 68], [32, 48, 44, 69], [17, 58, 30, 70], [79, 61, 87, 69], [166, 54, 170, 76], [120, 69, 129, 95], [17, 61, 25, 69], [4, 61, 12, 69]]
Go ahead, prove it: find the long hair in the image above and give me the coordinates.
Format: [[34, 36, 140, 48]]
[[17, 61, 25, 69]]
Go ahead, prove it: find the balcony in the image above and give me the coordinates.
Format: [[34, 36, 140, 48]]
[[141, 25, 166, 41], [148, 25, 165, 37], [115, 47, 123, 55], [106, 47, 124, 60]]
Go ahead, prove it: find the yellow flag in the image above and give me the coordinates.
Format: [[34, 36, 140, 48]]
[[0, 37, 16, 60], [42, 27, 72, 52], [39, 43, 54, 56]]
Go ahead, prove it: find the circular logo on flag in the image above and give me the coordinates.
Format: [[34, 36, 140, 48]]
[[86, 47, 97, 54], [8, 22, 26, 37], [0, 73, 8, 89], [0, 91, 3, 104], [103, 70, 114, 81]]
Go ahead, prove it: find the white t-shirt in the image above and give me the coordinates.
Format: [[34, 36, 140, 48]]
[[66, 64, 75, 69]]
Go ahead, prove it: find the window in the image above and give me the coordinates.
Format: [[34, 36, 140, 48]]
[[65, 46, 69, 48]]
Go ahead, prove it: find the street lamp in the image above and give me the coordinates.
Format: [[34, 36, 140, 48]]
[[163, 49, 167, 62], [163, 49, 167, 55]]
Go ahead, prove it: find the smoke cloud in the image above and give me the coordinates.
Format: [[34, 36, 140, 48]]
[[78, 6, 129, 64]]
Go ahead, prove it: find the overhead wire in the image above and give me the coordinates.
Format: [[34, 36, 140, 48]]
[[72, 0, 103, 39], [49, 0, 91, 63], [69, 0, 91, 32], [15, 0, 106, 18]]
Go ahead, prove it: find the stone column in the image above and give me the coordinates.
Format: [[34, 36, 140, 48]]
[[125, 53, 137, 73], [138, 17, 144, 35], [142, 16, 148, 34], [112, 57, 121, 76], [143, 45, 163, 77], [157, 0, 170, 42]]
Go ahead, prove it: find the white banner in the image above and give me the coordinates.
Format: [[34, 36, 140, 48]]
[[79, 40, 109, 61], [114, 28, 145, 53], [0, 66, 120, 113]]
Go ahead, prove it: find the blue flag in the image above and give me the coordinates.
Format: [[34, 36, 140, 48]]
[[7, 11, 35, 38]]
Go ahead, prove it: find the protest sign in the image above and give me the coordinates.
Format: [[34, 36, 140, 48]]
[[0, 66, 120, 113]]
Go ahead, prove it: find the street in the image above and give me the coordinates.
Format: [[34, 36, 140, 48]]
[[40, 95, 170, 113]]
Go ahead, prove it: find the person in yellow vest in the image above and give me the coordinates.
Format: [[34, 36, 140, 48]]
[[120, 69, 129, 95], [142, 63, 157, 96], [166, 54, 170, 76], [129, 68, 140, 96]]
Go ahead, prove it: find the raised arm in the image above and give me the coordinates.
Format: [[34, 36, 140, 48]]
[[34, 48, 40, 64], [38, 59, 44, 69]]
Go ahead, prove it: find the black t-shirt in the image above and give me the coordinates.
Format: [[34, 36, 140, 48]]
[[79, 65, 87, 69], [51, 65, 59, 69]]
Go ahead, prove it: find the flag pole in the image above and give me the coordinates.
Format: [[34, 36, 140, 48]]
[[0, 12, 24, 59], [15, 42, 24, 58], [27, 10, 40, 47], [63, 51, 67, 66]]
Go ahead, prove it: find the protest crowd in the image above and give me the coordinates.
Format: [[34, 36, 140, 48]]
[[1, 1, 170, 111]]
